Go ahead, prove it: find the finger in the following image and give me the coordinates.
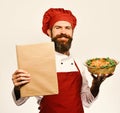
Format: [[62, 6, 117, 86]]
[[13, 75, 31, 86], [97, 74, 106, 82], [91, 73, 97, 79], [17, 73, 31, 78], [12, 73, 31, 87], [14, 80, 30, 87], [12, 72, 30, 80], [12, 69, 28, 76], [16, 75, 31, 82], [105, 73, 113, 77]]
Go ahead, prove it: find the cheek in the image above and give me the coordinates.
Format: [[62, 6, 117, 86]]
[[69, 31, 73, 36], [52, 32, 59, 38]]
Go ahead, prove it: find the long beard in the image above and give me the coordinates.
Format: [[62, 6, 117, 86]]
[[51, 33, 73, 53]]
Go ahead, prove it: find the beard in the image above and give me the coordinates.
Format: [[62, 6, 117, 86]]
[[51, 33, 73, 53]]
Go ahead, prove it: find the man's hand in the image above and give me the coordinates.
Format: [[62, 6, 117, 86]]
[[90, 73, 113, 97], [91, 73, 113, 85], [12, 69, 31, 89]]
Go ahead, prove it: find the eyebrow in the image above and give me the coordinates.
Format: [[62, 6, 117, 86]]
[[54, 25, 72, 28]]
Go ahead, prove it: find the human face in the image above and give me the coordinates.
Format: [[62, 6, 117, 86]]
[[47, 21, 73, 54]]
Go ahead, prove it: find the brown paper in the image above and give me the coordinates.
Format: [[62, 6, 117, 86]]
[[16, 42, 58, 97]]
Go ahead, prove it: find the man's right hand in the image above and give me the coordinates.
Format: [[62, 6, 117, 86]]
[[12, 69, 31, 89]]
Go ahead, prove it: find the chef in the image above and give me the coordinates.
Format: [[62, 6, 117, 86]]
[[12, 8, 112, 113]]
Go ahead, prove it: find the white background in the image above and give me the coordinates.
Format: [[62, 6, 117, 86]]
[[0, 0, 120, 113]]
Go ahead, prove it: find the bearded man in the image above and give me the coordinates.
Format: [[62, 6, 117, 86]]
[[12, 8, 112, 113]]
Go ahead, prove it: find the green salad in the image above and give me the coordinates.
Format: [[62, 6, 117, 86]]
[[86, 57, 117, 69]]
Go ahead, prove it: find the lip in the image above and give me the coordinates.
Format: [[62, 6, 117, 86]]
[[57, 37, 68, 41]]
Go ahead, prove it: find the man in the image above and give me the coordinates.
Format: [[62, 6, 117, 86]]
[[12, 8, 112, 113]]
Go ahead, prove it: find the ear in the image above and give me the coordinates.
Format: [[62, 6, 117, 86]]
[[47, 29, 51, 37]]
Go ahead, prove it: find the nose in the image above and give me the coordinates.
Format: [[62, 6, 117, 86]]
[[60, 28, 66, 34]]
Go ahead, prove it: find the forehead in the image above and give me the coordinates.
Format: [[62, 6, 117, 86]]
[[53, 21, 72, 27]]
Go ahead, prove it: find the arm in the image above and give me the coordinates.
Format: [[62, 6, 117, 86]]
[[81, 70, 113, 107], [81, 73, 95, 107], [12, 69, 31, 105], [13, 86, 21, 100], [74, 59, 95, 107], [75, 58, 113, 107], [12, 87, 29, 105]]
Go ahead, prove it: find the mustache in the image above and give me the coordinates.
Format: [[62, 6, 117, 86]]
[[53, 33, 71, 40]]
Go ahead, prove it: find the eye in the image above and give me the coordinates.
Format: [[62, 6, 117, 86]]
[[66, 26, 72, 30], [55, 26, 61, 29]]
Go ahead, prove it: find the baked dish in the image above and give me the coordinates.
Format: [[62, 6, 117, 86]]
[[85, 57, 118, 75]]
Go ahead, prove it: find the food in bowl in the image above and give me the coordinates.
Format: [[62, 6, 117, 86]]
[[85, 57, 118, 75]]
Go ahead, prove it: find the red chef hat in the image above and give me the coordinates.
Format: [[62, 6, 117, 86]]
[[42, 8, 77, 35]]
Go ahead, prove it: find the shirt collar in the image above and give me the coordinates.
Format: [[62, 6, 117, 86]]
[[55, 52, 73, 60]]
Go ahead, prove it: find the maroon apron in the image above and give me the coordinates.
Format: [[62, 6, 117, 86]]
[[39, 64, 84, 113]]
